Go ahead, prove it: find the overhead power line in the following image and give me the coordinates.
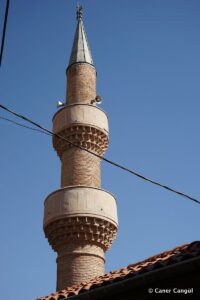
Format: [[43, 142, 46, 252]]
[[0, 115, 51, 135], [0, 0, 10, 66], [0, 102, 199, 205]]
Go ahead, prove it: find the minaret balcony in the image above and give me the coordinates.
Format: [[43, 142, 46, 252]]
[[43, 186, 118, 252], [52, 104, 109, 157], [53, 103, 109, 135]]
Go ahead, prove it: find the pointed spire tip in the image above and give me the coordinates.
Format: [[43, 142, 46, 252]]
[[67, 5, 94, 69], [76, 4, 83, 21]]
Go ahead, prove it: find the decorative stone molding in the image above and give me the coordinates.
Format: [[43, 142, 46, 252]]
[[53, 124, 109, 158], [44, 216, 117, 252]]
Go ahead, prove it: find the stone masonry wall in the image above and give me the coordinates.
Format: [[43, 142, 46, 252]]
[[61, 148, 101, 188], [56, 243, 105, 290], [66, 63, 96, 104]]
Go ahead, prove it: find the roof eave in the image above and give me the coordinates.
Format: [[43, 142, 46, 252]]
[[66, 256, 200, 300]]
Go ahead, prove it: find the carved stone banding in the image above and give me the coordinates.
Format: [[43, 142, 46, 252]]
[[53, 124, 109, 157], [44, 216, 117, 252]]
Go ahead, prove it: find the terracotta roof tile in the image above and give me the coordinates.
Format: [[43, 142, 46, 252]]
[[37, 241, 200, 300]]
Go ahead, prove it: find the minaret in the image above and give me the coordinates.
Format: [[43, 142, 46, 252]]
[[43, 7, 118, 291]]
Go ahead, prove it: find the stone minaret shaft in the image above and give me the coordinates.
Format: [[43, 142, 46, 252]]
[[43, 7, 118, 291]]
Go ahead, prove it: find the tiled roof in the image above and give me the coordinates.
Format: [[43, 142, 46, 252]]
[[38, 241, 200, 300]]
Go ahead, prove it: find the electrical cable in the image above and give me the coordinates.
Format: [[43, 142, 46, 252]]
[[0, 115, 51, 135], [0, 102, 199, 205], [0, 0, 10, 66]]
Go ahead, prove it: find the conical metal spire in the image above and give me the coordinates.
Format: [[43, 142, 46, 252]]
[[68, 6, 94, 68]]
